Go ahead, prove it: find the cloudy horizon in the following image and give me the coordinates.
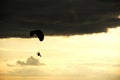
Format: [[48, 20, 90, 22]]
[[0, 0, 120, 80], [0, 0, 120, 38]]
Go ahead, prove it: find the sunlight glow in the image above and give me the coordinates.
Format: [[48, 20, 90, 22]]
[[0, 27, 120, 80], [118, 15, 120, 19]]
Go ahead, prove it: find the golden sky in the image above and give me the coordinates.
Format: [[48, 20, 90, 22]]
[[0, 27, 120, 80]]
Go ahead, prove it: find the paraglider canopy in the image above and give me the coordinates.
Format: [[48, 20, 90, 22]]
[[30, 30, 44, 41]]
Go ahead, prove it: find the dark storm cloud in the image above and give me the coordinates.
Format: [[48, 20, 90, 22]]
[[0, 0, 120, 38], [99, 0, 120, 3]]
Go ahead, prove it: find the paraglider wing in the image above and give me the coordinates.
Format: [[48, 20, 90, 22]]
[[30, 30, 44, 41]]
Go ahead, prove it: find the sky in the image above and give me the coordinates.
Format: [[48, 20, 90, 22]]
[[0, 0, 120, 80], [0, 27, 120, 80]]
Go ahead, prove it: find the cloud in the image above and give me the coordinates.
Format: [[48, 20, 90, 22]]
[[0, 0, 120, 38], [7, 68, 47, 76], [7, 64, 15, 67], [81, 63, 120, 67], [0, 67, 48, 76], [98, 0, 120, 3], [7, 56, 45, 66], [16, 56, 45, 66]]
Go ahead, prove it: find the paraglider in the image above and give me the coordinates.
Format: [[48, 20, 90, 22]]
[[30, 30, 44, 57], [30, 30, 44, 41], [37, 52, 41, 57]]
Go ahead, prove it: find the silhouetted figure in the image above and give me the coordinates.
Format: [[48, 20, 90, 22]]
[[37, 52, 41, 57], [30, 30, 44, 57]]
